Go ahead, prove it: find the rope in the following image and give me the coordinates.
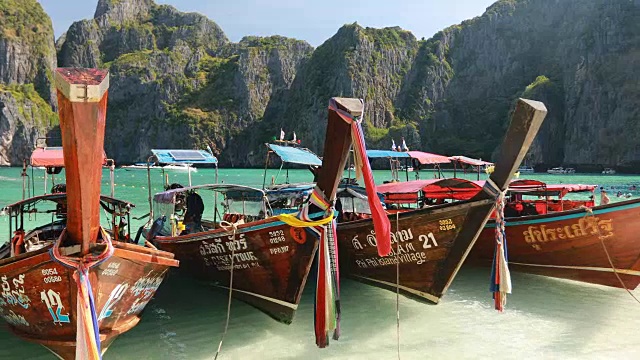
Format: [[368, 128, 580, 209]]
[[581, 207, 640, 304], [395, 211, 401, 360], [49, 227, 114, 360], [214, 220, 239, 360]]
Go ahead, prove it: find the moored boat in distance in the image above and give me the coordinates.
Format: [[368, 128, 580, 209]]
[[335, 98, 547, 303], [468, 179, 640, 289], [547, 167, 575, 174], [0, 68, 178, 359], [602, 168, 616, 175], [518, 165, 535, 173]]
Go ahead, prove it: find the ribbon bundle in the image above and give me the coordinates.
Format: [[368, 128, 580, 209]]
[[50, 228, 114, 360], [278, 188, 339, 347], [490, 191, 512, 311], [329, 99, 391, 257]]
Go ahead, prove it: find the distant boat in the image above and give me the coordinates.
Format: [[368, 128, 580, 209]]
[[547, 167, 575, 174], [602, 168, 616, 175], [518, 165, 535, 173]]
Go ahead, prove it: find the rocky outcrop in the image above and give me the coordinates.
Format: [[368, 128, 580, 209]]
[[0, 0, 58, 165], [413, 0, 640, 170], [56, 0, 312, 164], [0, 85, 58, 165]]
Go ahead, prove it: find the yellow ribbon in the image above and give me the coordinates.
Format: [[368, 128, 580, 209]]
[[276, 212, 334, 227]]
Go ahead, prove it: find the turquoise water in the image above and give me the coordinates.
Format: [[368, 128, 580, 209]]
[[0, 167, 639, 359]]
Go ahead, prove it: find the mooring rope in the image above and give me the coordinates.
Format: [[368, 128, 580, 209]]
[[214, 221, 238, 360], [395, 211, 401, 360], [582, 207, 640, 304]]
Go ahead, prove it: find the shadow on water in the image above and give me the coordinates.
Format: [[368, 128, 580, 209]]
[[104, 271, 402, 360]]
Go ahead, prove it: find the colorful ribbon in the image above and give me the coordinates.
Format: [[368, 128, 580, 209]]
[[329, 99, 391, 257], [490, 191, 512, 311], [50, 227, 114, 359]]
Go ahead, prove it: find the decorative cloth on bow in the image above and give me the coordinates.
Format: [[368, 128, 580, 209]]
[[490, 191, 512, 311], [329, 99, 391, 257], [50, 228, 115, 360], [277, 187, 339, 348]]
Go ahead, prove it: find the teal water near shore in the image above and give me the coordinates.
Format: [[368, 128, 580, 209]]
[[0, 167, 639, 359]]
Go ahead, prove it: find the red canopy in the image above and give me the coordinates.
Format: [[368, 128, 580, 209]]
[[449, 155, 493, 166], [509, 179, 596, 198], [407, 151, 451, 165], [30, 147, 108, 167], [377, 178, 483, 203]]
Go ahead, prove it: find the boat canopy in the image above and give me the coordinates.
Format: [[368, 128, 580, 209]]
[[448, 155, 494, 166], [366, 150, 411, 158], [265, 183, 314, 201], [377, 178, 483, 203], [2, 193, 134, 215], [30, 147, 108, 167], [153, 184, 264, 204], [508, 179, 596, 198], [151, 149, 218, 164], [266, 144, 322, 166], [407, 151, 451, 165], [365, 150, 450, 164]]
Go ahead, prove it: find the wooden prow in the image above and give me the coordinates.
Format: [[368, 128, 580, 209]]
[[488, 98, 547, 191], [55, 68, 109, 254], [438, 98, 547, 295], [315, 97, 363, 201]]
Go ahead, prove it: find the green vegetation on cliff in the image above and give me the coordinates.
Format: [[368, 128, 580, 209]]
[[0, 84, 58, 126]]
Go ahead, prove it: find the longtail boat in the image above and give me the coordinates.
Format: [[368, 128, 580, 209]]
[[147, 98, 385, 347], [468, 179, 640, 289], [0, 68, 178, 359], [336, 98, 547, 304]]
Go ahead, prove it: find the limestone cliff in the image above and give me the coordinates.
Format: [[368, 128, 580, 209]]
[[2, 0, 639, 171], [0, 0, 57, 165], [56, 0, 312, 164]]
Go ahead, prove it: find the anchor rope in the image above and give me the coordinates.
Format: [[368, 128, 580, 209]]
[[581, 207, 640, 305], [214, 220, 239, 360]]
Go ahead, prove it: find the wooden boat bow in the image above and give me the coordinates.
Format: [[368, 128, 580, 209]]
[[55, 68, 110, 254]]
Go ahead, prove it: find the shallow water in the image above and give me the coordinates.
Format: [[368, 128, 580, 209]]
[[0, 167, 639, 359]]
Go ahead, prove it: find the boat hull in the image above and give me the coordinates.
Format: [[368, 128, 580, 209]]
[[337, 199, 494, 303], [469, 198, 640, 289], [153, 217, 319, 323], [0, 242, 178, 359]]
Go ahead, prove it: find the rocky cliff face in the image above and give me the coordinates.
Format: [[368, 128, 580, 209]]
[[426, 0, 640, 170], [2, 0, 639, 171], [0, 0, 57, 165], [56, 0, 312, 164]]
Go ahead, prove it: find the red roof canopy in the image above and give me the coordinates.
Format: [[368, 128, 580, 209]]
[[377, 178, 483, 203], [407, 151, 451, 165], [449, 155, 494, 166], [30, 147, 108, 167], [509, 179, 596, 198]]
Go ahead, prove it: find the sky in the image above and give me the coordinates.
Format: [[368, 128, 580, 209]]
[[39, 0, 496, 47]]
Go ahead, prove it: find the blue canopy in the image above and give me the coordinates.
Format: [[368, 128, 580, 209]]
[[267, 144, 322, 166], [151, 149, 218, 164], [366, 150, 411, 158]]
